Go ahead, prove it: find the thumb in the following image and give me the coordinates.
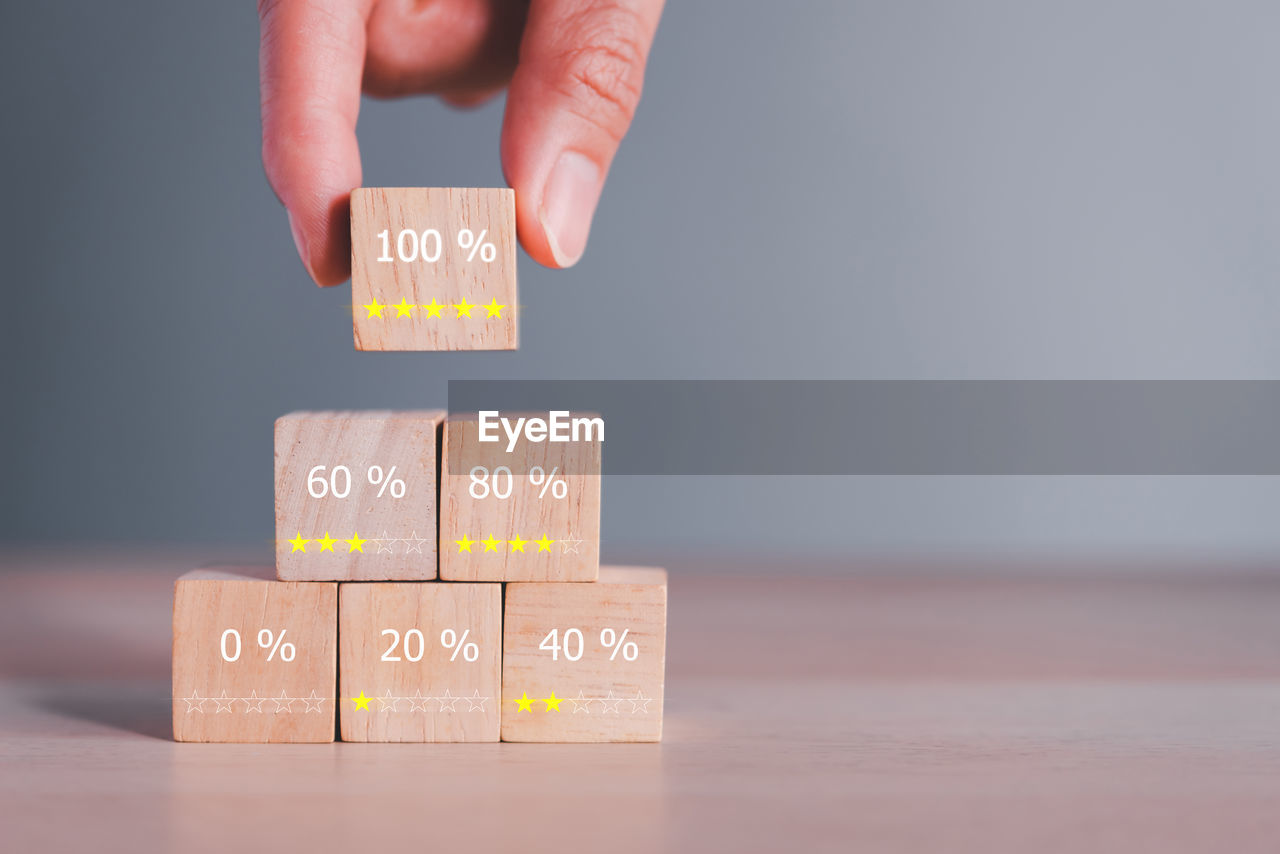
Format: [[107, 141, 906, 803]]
[[500, 0, 664, 268]]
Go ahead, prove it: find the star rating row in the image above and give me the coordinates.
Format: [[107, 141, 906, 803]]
[[181, 689, 327, 713], [361, 297, 506, 319], [510, 690, 652, 714], [348, 689, 490, 712], [455, 534, 587, 554], [285, 531, 430, 554]]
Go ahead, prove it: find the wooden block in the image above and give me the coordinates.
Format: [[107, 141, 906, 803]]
[[439, 412, 602, 582], [350, 187, 518, 351], [172, 567, 337, 743], [501, 566, 667, 742], [338, 582, 501, 742], [275, 410, 445, 581]]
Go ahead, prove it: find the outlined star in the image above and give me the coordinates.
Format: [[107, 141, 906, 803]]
[[600, 691, 622, 714], [561, 536, 584, 555], [376, 530, 395, 554], [346, 531, 367, 553], [242, 690, 266, 713], [350, 692, 372, 711], [289, 533, 309, 553], [407, 689, 431, 712], [403, 531, 425, 554], [183, 691, 205, 713], [465, 690, 488, 712], [630, 690, 652, 714], [437, 689, 460, 712], [455, 535, 476, 553], [419, 298, 444, 318], [301, 690, 325, 712], [452, 299, 476, 318], [534, 534, 556, 552], [481, 534, 502, 552], [362, 299, 386, 318], [376, 689, 399, 712], [572, 690, 592, 714], [272, 690, 294, 713], [316, 531, 337, 552], [482, 298, 505, 318], [515, 692, 533, 712], [393, 298, 415, 318], [212, 690, 235, 713], [508, 535, 528, 553], [543, 692, 563, 712]]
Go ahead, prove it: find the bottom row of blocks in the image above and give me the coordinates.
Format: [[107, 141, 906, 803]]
[[171, 565, 667, 743]]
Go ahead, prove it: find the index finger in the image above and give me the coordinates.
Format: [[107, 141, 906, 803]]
[[259, 0, 372, 286]]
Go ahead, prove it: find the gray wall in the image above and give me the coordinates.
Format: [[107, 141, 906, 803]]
[[6, 2, 1280, 562]]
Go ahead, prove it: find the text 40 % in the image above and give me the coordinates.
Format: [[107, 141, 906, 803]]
[[539, 628, 639, 662], [221, 628, 295, 663], [469, 465, 567, 500], [376, 227, 497, 264], [308, 464, 406, 499], [380, 628, 480, 663]]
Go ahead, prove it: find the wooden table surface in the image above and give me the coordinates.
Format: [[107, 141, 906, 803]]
[[2, 549, 1278, 853]]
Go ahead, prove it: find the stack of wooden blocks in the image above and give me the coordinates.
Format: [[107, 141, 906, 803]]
[[171, 189, 667, 744]]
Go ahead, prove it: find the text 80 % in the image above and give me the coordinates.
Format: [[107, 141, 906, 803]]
[[469, 465, 567, 500]]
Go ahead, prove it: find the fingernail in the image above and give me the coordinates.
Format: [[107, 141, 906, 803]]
[[538, 151, 602, 267], [286, 209, 317, 282]]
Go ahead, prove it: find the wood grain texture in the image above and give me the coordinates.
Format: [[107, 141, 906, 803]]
[[439, 412, 601, 582], [8, 552, 1280, 851], [275, 410, 445, 581], [339, 582, 501, 742], [502, 566, 666, 742], [350, 187, 517, 351], [171, 566, 336, 742]]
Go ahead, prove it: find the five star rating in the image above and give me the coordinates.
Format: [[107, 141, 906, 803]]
[[360, 298, 506, 319], [181, 689, 328, 713], [510, 690, 653, 714], [284, 531, 431, 554], [346, 690, 491, 713], [454, 534, 586, 554]]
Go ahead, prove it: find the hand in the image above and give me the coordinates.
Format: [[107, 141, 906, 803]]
[[258, 0, 664, 285]]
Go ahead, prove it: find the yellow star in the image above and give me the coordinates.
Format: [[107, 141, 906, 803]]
[[542, 692, 562, 712], [455, 535, 476, 553], [508, 535, 528, 553], [535, 534, 556, 552], [420, 298, 444, 318], [345, 532, 367, 553], [515, 692, 533, 712], [350, 692, 371, 711], [316, 531, 337, 552], [481, 534, 502, 552], [288, 533, 309, 553], [452, 298, 476, 318], [393, 298, 415, 318], [483, 298, 505, 318], [362, 299, 386, 319]]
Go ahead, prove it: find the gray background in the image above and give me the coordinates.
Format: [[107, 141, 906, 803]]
[[5, 1, 1280, 564]]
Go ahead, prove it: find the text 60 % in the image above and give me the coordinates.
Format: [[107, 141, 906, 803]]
[[308, 464, 405, 499]]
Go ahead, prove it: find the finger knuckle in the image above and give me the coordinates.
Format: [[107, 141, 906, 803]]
[[542, 10, 649, 139]]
